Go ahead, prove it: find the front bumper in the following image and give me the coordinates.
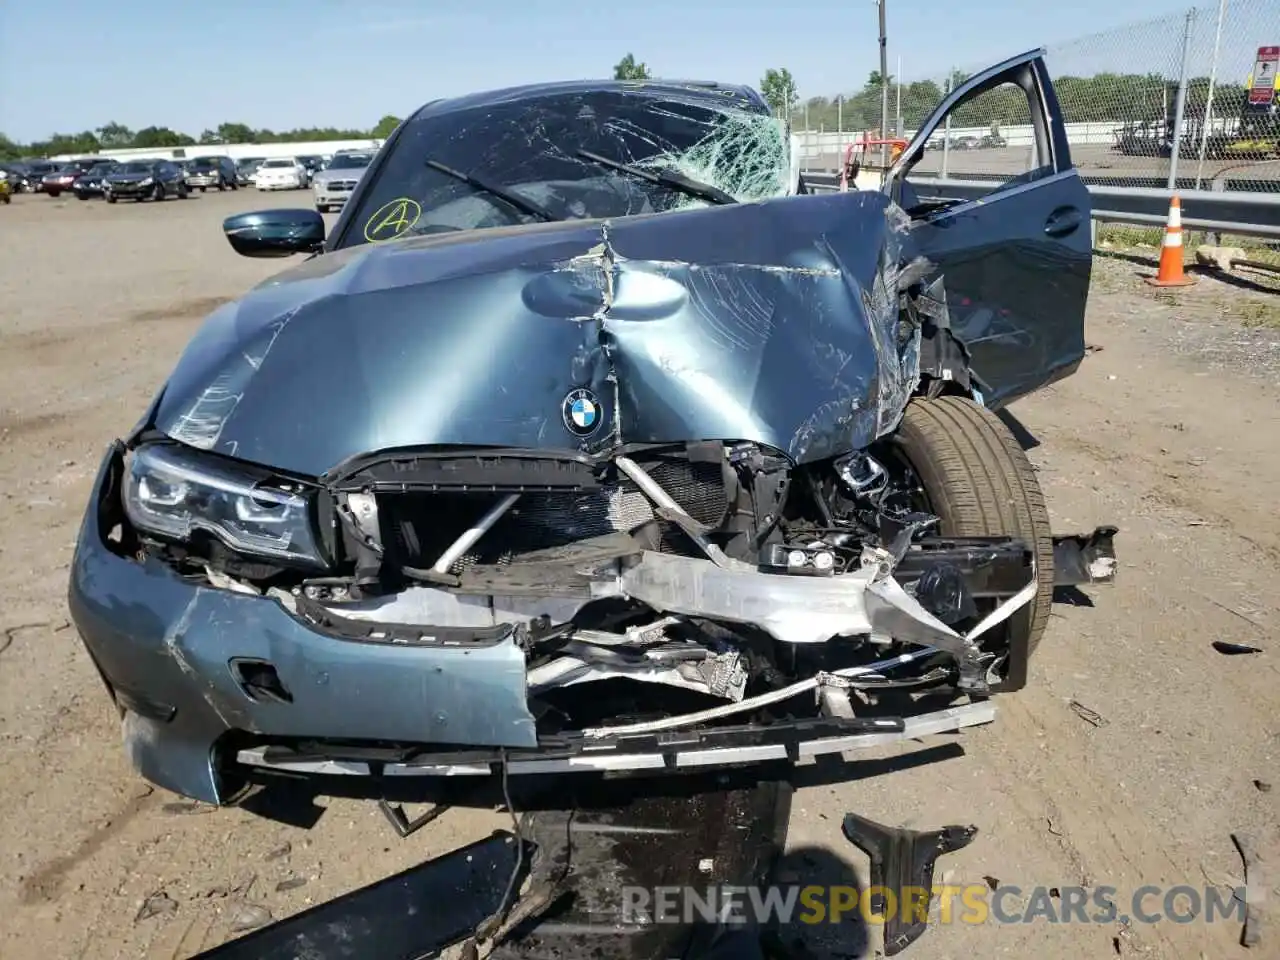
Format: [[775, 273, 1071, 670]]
[[312, 185, 355, 206], [106, 181, 152, 196], [69, 444, 538, 804], [258, 178, 301, 190], [186, 174, 221, 187], [69, 443, 1018, 805]]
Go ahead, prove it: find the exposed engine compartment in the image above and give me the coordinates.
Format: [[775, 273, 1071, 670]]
[[131, 434, 1060, 753]]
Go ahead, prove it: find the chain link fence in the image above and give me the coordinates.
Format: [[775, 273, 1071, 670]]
[[797, 3, 1280, 191]]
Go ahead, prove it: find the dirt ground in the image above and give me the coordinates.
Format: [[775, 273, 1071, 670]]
[[1, 188, 1277, 960]]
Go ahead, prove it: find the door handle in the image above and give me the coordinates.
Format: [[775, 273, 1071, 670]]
[[1044, 206, 1083, 237]]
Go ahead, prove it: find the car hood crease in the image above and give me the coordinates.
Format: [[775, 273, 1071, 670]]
[[153, 191, 922, 476]]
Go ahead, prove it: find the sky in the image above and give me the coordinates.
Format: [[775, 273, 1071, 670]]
[[0, 0, 1269, 142]]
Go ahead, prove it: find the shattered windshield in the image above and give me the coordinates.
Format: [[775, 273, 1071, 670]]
[[338, 86, 793, 248]]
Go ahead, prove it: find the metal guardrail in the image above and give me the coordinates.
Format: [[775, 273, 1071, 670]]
[[801, 170, 1280, 240]]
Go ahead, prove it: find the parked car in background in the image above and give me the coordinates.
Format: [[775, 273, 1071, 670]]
[[979, 132, 1007, 148], [0, 163, 28, 195], [104, 159, 188, 202], [42, 158, 110, 197], [74, 161, 119, 200], [17, 159, 57, 192], [295, 155, 324, 185], [951, 135, 979, 150], [236, 157, 265, 187], [43, 162, 89, 197], [310, 150, 373, 212], [185, 156, 239, 192], [255, 156, 307, 190]]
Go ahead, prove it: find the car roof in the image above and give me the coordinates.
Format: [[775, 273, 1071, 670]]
[[409, 78, 770, 122]]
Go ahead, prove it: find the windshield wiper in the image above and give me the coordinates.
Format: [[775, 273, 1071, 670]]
[[575, 149, 738, 206], [423, 158, 559, 222]]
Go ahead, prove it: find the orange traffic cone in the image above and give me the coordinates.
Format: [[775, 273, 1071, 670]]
[[1145, 195, 1197, 287]]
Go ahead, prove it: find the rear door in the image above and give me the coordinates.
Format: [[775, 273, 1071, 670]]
[[883, 50, 1091, 408]]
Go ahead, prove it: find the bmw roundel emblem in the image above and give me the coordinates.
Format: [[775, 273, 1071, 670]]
[[562, 388, 602, 437]]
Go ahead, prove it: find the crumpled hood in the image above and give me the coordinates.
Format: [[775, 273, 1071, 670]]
[[153, 191, 921, 477]]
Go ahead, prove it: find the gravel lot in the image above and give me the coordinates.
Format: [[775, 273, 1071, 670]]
[[1, 188, 1277, 959]]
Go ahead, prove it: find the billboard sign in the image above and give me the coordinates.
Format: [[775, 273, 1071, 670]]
[[1248, 46, 1280, 105]]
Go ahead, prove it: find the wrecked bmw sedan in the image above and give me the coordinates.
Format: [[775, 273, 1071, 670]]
[[69, 50, 1116, 805]]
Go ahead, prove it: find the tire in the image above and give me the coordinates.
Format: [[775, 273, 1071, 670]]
[[890, 396, 1054, 684], [153, 183, 165, 201], [177, 183, 189, 199], [106, 195, 117, 204], [76, 191, 89, 201], [316, 204, 329, 213], [47, 190, 60, 198], [199, 186, 206, 192]]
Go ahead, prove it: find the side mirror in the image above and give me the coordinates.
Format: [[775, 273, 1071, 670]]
[[223, 209, 325, 258]]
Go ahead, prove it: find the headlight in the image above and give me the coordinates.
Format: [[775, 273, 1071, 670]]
[[123, 444, 323, 567], [140, 177, 153, 186]]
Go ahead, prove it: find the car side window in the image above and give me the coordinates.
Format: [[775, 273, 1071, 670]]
[[902, 79, 1051, 204]]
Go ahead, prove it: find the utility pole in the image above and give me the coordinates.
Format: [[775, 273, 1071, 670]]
[[878, 0, 889, 167], [1195, 0, 1228, 188], [896, 55, 902, 137], [1167, 7, 1197, 188]]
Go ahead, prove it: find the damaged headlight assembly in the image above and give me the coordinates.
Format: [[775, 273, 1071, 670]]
[[122, 443, 324, 567]]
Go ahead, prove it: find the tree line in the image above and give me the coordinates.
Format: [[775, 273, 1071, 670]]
[[800, 72, 1262, 134], [0, 115, 404, 161], [613, 54, 1264, 135], [5, 58, 1265, 161]]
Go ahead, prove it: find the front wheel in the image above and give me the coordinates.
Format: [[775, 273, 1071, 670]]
[[153, 183, 166, 201], [177, 183, 189, 199], [106, 194, 117, 204], [316, 204, 329, 213], [76, 191, 89, 201], [47, 190, 60, 198], [890, 396, 1054, 690]]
